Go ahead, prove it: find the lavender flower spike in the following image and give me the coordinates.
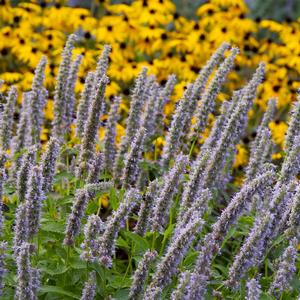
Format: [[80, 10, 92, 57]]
[[103, 96, 121, 171], [15, 243, 38, 300], [30, 55, 47, 144], [246, 278, 261, 300], [190, 47, 239, 140], [186, 170, 275, 299], [0, 86, 17, 150], [134, 180, 159, 236], [171, 271, 192, 300], [40, 137, 60, 193], [226, 212, 273, 289], [285, 183, 300, 239], [76, 72, 95, 139], [152, 154, 189, 232], [81, 214, 105, 262], [12, 92, 32, 156], [94, 44, 111, 86], [0, 242, 7, 296], [64, 189, 91, 246], [65, 54, 83, 129], [129, 250, 157, 300], [80, 271, 97, 300], [53, 34, 77, 139], [113, 67, 148, 180], [13, 203, 29, 257], [16, 147, 37, 203], [97, 188, 139, 268], [25, 166, 45, 238], [76, 75, 109, 178], [285, 91, 300, 152], [160, 84, 194, 168], [153, 74, 177, 136], [145, 214, 203, 299], [86, 153, 104, 184], [121, 127, 146, 188], [269, 238, 298, 295], [64, 182, 111, 246]]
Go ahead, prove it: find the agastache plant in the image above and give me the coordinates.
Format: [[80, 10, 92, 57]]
[[97, 188, 139, 268], [53, 34, 77, 139], [246, 278, 261, 300], [30, 55, 47, 144], [1, 37, 300, 300], [103, 96, 121, 171], [40, 137, 60, 193], [129, 250, 157, 300], [80, 271, 97, 300], [269, 238, 298, 295], [25, 166, 45, 238], [0, 86, 17, 151]]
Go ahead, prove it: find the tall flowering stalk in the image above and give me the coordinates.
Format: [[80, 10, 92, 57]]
[[94, 44, 111, 87], [178, 153, 210, 219], [134, 179, 159, 236], [121, 127, 146, 188], [64, 189, 90, 246], [285, 92, 300, 152], [12, 92, 32, 156], [64, 182, 111, 246], [86, 153, 103, 184], [30, 55, 47, 144], [129, 250, 157, 300], [245, 99, 276, 182], [113, 68, 148, 180], [65, 54, 83, 129], [76, 75, 109, 178], [25, 166, 45, 238], [185, 170, 275, 299], [53, 34, 77, 139], [103, 96, 121, 171], [76, 72, 95, 139], [201, 63, 265, 189], [97, 188, 139, 268], [285, 183, 300, 239], [16, 147, 37, 203], [153, 74, 176, 137], [160, 84, 194, 168], [13, 203, 29, 258], [80, 271, 97, 300], [15, 243, 38, 300], [269, 238, 298, 295], [81, 214, 105, 262], [40, 137, 60, 193], [227, 212, 273, 288], [189, 47, 239, 140], [171, 271, 192, 300], [0, 86, 17, 151], [152, 154, 189, 232], [145, 214, 203, 299], [246, 278, 261, 300], [0, 242, 6, 296]]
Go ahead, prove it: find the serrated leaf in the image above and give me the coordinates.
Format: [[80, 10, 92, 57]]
[[40, 285, 80, 299], [39, 265, 69, 276], [41, 221, 65, 234], [122, 231, 149, 252]]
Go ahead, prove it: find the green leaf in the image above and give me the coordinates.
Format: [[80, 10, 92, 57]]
[[39, 265, 69, 276], [39, 285, 80, 299], [122, 231, 149, 252], [41, 221, 65, 234]]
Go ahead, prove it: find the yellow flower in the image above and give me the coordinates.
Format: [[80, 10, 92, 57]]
[[269, 121, 288, 146], [44, 100, 54, 121], [233, 144, 248, 168]]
